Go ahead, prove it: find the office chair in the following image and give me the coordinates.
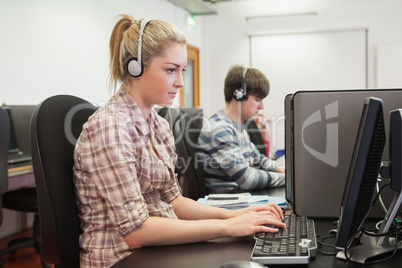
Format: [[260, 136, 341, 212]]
[[0, 108, 50, 267], [30, 95, 97, 267], [180, 107, 203, 120], [173, 112, 206, 200], [157, 106, 183, 130], [0, 108, 10, 226], [245, 119, 267, 156]]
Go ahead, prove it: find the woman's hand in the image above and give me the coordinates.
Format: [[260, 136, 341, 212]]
[[233, 203, 284, 221], [223, 210, 286, 238]]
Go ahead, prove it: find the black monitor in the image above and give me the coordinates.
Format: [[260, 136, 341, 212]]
[[389, 109, 402, 192], [335, 97, 385, 249], [335, 98, 402, 263], [3, 106, 19, 153]]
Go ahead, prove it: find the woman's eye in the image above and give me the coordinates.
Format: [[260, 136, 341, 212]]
[[167, 69, 175, 74]]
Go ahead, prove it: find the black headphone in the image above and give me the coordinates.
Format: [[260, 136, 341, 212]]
[[233, 67, 248, 101], [127, 19, 152, 77]]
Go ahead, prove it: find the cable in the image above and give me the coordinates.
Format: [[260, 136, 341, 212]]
[[316, 234, 337, 255], [342, 219, 401, 265], [372, 179, 389, 213]]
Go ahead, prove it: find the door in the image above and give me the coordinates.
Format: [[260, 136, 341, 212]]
[[181, 44, 200, 108]]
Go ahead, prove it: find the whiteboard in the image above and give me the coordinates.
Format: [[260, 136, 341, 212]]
[[249, 29, 367, 152]]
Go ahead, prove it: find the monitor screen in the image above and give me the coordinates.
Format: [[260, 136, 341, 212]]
[[335, 97, 386, 250]]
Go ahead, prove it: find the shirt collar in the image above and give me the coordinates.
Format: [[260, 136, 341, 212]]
[[114, 86, 165, 138], [114, 86, 150, 136]]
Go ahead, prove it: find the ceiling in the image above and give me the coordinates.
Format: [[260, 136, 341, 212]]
[[167, 0, 259, 15], [166, 0, 384, 16], [166, 0, 219, 15]]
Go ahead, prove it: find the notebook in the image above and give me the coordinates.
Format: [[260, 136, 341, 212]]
[[4, 107, 32, 164]]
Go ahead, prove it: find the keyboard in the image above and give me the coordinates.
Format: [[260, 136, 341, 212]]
[[251, 214, 317, 265]]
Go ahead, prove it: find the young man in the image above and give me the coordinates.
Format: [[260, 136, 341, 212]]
[[197, 65, 285, 193]]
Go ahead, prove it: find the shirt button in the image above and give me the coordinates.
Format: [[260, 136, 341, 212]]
[[128, 205, 133, 210]]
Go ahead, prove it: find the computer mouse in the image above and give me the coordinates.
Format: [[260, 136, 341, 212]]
[[220, 260, 267, 268]]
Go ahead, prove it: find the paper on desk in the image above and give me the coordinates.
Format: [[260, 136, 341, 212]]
[[205, 193, 251, 208], [249, 195, 287, 206], [198, 194, 287, 209]]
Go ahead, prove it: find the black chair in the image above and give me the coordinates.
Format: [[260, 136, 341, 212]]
[[173, 112, 206, 200], [0, 108, 10, 225], [30, 95, 97, 267], [0, 107, 49, 267], [180, 107, 203, 120], [157, 106, 183, 130], [245, 119, 267, 156]]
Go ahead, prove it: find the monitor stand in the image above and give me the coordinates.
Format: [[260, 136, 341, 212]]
[[337, 191, 402, 264], [336, 235, 402, 263]]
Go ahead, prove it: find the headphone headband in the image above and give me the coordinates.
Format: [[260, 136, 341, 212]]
[[127, 19, 152, 77], [233, 67, 248, 101]]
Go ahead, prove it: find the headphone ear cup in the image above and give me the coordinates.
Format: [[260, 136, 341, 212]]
[[127, 58, 143, 77], [234, 89, 244, 101]]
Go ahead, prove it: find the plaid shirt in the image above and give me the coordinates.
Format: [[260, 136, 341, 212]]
[[73, 87, 181, 268]]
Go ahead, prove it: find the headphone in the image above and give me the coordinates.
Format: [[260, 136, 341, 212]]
[[127, 19, 152, 77], [233, 67, 248, 101]]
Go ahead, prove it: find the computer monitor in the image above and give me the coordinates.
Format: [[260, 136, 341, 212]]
[[335, 98, 402, 263], [389, 109, 402, 192], [285, 89, 402, 218], [375, 109, 402, 246], [3, 106, 19, 153], [284, 94, 294, 206]]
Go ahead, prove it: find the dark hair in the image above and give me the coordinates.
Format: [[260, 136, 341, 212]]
[[224, 65, 270, 102]]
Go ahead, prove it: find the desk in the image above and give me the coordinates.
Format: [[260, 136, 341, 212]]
[[7, 162, 35, 191], [114, 187, 402, 268]]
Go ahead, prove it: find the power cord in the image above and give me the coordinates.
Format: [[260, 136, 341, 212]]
[[316, 234, 337, 255]]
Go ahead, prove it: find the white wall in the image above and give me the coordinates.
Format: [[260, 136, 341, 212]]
[[1, 0, 402, 154], [200, 0, 402, 152], [3, 0, 401, 116], [0, 0, 203, 106]]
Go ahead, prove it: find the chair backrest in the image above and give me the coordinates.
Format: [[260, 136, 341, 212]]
[[158, 106, 183, 130], [173, 112, 206, 200], [30, 95, 96, 267], [180, 107, 203, 120], [0, 108, 10, 224], [245, 119, 267, 156]]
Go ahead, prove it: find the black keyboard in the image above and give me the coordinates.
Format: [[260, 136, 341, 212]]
[[251, 214, 317, 265]]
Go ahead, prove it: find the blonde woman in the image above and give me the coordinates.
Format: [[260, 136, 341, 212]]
[[73, 14, 285, 268]]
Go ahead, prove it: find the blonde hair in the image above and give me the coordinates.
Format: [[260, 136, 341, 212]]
[[108, 14, 187, 94]]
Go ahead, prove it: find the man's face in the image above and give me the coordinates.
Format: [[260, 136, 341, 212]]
[[240, 95, 264, 122]]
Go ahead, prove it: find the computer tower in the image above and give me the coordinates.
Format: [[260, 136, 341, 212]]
[[285, 89, 402, 218]]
